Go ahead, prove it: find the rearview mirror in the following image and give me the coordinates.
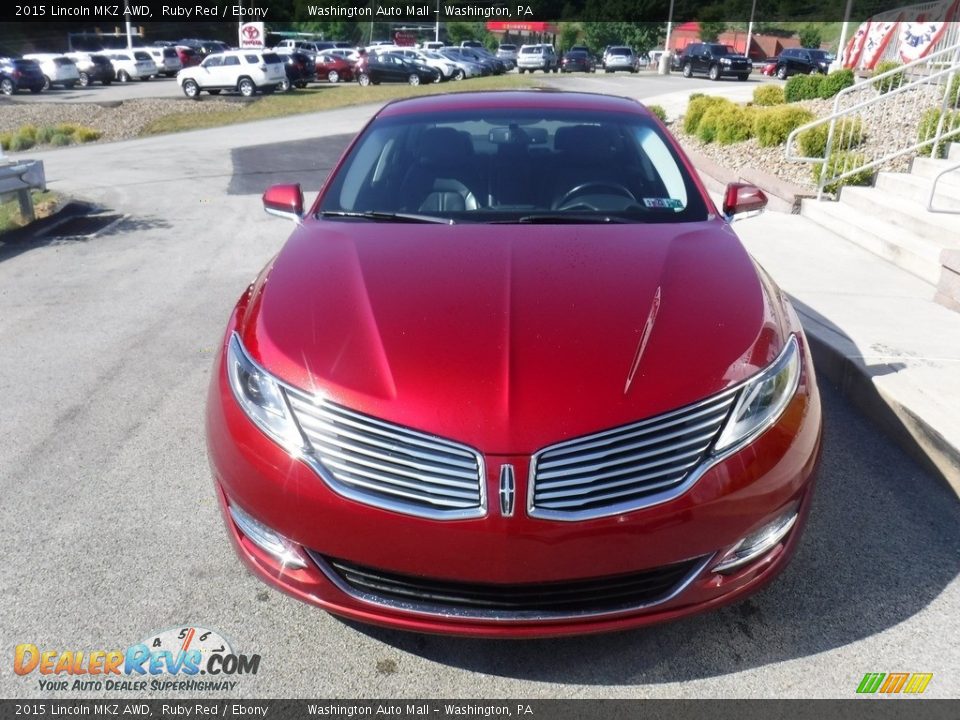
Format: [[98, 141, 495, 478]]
[[722, 182, 767, 220], [262, 184, 303, 222]]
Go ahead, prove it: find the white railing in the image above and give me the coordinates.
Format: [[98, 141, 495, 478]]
[[785, 40, 960, 199]]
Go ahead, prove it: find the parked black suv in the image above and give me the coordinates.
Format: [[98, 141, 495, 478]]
[[0, 55, 45, 95], [774, 48, 831, 79], [678, 42, 752, 81], [276, 51, 317, 91]]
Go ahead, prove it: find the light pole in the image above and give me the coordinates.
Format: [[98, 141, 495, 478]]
[[435, 0, 440, 42], [745, 0, 757, 60], [660, 0, 675, 74], [833, 0, 855, 70]]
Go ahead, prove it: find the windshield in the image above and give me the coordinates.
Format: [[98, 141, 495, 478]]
[[708, 45, 736, 55], [807, 50, 829, 60], [317, 108, 708, 224]]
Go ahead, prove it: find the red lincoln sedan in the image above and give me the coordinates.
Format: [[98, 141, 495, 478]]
[[206, 91, 822, 637]]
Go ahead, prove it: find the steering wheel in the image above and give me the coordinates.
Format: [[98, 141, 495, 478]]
[[553, 182, 637, 211]]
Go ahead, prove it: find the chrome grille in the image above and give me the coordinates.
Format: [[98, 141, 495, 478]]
[[529, 388, 739, 520], [286, 392, 485, 520]]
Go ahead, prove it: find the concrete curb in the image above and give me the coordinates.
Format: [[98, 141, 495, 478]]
[[693, 155, 960, 496]]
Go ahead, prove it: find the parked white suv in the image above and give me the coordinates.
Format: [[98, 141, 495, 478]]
[[143, 46, 182, 77], [105, 51, 157, 82], [517, 44, 558, 73], [22, 54, 81, 90], [177, 50, 285, 98]]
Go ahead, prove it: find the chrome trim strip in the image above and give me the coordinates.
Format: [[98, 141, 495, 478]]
[[307, 552, 714, 622], [285, 388, 487, 521]]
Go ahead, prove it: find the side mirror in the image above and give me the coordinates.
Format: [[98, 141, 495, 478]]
[[262, 183, 303, 222], [722, 182, 767, 220]]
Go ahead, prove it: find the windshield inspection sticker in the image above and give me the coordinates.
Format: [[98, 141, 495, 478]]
[[643, 198, 685, 209]]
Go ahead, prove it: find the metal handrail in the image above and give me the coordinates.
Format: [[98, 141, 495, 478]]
[[927, 161, 960, 214], [785, 40, 960, 199]]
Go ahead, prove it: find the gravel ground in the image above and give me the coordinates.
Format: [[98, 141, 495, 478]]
[[0, 97, 242, 142]]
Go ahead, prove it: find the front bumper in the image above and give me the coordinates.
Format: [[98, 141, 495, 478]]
[[207, 330, 822, 638]]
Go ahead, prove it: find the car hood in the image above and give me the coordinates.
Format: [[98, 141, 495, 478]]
[[240, 220, 786, 454]]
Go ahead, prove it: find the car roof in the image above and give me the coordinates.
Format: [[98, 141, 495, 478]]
[[378, 90, 647, 118]]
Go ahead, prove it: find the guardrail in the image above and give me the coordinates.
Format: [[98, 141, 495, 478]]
[[0, 152, 47, 224], [785, 41, 960, 199]]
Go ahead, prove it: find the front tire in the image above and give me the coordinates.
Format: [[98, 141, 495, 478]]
[[0, 78, 14, 96], [408, 73, 420, 86], [453, 69, 465, 80], [327, 69, 339, 83], [182, 79, 200, 99], [117, 70, 131, 83], [278, 77, 291, 92], [42, 75, 51, 91], [357, 72, 371, 87], [682, 63, 693, 78], [78, 72, 90, 87], [777, 65, 788, 80], [709, 64, 721, 81], [238, 77, 255, 97]]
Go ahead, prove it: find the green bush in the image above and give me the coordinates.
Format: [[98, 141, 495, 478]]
[[49, 133, 72, 147], [688, 92, 706, 102], [683, 95, 730, 135], [753, 106, 816, 147], [917, 108, 960, 158], [75, 127, 101, 142], [715, 106, 755, 145], [36, 126, 56, 144], [696, 103, 729, 143], [784, 74, 824, 102], [17, 124, 38, 142], [818, 69, 855, 99], [647, 104, 667, 122], [0, 132, 11, 151], [873, 60, 904, 93], [814, 151, 874, 194], [9, 131, 36, 152], [797, 117, 864, 158], [753, 84, 785, 106], [946, 75, 960, 109], [54, 123, 80, 136]]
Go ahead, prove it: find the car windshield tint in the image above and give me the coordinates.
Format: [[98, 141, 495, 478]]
[[610, 48, 631, 56], [709, 45, 734, 55], [262, 53, 282, 64], [134, 51, 151, 61], [318, 108, 708, 224], [807, 50, 828, 60]]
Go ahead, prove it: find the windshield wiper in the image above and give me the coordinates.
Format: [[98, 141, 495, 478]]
[[496, 214, 636, 224], [318, 210, 454, 225]]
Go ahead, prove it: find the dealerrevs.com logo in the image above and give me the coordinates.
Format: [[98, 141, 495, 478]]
[[14, 626, 260, 692]]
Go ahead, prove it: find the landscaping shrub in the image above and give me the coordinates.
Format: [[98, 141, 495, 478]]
[[688, 92, 705, 102], [683, 95, 730, 134], [54, 123, 80, 136], [0, 132, 11, 151], [752, 106, 815, 147], [715, 106, 755, 145], [75, 127, 101, 143], [17, 124, 38, 143], [753, 84, 785, 106], [873, 60, 904, 93], [9, 131, 36, 152], [946, 74, 960, 109], [814, 151, 874, 194], [696, 103, 729, 143], [784, 74, 824, 102], [917, 108, 960, 158], [35, 126, 56, 144], [797, 117, 864, 158], [647, 104, 667, 122], [49, 133, 72, 147], [818, 69, 855, 99]]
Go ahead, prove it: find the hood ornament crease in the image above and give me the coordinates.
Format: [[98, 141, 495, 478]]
[[624, 286, 662, 395]]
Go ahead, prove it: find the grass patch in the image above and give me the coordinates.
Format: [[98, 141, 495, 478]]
[[0, 190, 60, 234], [140, 75, 543, 137]]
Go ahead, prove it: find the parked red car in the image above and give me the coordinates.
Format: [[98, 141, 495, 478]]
[[174, 45, 201, 69], [315, 52, 354, 83], [206, 91, 822, 638], [761, 60, 777, 76]]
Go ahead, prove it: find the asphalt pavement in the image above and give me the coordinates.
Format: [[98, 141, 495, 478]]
[[1, 80, 958, 699]]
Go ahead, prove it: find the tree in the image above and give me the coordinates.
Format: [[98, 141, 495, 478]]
[[581, 22, 663, 54], [446, 22, 487, 46], [799, 24, 823, 49], [698, 21, 727, 43], [289, 21, 361, 43], [558, 22, 581, 52]]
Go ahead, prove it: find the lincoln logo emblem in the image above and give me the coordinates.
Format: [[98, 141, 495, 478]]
[[499, 464, 515, 517]]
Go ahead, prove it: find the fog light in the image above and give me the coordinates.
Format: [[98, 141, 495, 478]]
[[713, 507, 798, 574], [229, 504, 307, 569]]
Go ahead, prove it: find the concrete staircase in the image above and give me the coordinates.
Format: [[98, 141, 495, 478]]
[[800, 143, 960, 309]]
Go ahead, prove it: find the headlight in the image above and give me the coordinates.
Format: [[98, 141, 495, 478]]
[[713, 335, 801, 453], [721, 57, 732, 64], [226, 333, 305, 453]]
